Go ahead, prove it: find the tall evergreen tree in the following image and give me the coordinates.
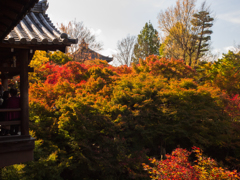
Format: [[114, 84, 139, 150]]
[[132, 22, 160, 64], [158, 0, 214, 67], [191, 2, 214, 61]]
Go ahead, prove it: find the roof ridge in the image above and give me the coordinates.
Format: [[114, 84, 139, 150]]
[[31, 0, 49, 14]]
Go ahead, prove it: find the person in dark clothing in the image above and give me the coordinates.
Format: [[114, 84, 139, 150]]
[[7, 89, 20, 135], [1, 91, 9, 109]]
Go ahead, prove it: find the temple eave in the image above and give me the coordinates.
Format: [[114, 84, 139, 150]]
[[0, 43, 68, 53]]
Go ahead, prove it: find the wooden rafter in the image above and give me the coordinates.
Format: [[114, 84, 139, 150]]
[[0, 0, 39, 41]]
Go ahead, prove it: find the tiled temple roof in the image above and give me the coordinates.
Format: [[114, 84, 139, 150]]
[[75, 40, 113, 63], [0, 0, 39, 41], [3, 0, 77, 46], [89, 49, 113, 63]]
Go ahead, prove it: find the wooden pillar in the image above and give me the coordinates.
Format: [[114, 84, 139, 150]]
[[20, 50, 29, 136]]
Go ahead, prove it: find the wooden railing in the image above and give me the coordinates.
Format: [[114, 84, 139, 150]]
[[0, 120, 21, 126], [0, 108, 21, 126], [0, 108, 21, 112]]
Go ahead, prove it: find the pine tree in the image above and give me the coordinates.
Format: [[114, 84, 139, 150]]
[[157, 0, 214, 67], [132, 22, 160, 64], [191, 2, 214, 62]]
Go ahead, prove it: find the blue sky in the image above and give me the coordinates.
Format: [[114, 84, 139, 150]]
[[46, 0, 240, 58]]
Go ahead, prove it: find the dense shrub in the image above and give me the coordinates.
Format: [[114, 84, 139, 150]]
[[143, 147, 240, 179]]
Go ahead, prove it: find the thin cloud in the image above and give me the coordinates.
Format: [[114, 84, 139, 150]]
[[224, 46, 235, 52], [99, 48, 117, 58], [218, 11, 240, 24], [212, 48, 221, 54], [90, 28, 102, 36], [153, 0, 170, 8]]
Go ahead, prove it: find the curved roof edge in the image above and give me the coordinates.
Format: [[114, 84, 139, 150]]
[[0, 0, 39, 41]]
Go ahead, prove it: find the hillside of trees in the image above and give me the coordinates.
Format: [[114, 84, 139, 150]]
[[1, 49, 240, 179]]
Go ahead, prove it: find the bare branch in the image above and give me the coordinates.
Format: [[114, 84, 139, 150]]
[[58, 19, 103, 62], [113, 35, 136, 67]]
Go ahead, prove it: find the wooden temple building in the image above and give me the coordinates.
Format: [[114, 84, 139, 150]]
[[74, 40, 113, 63], [0, 0, 77, 167]]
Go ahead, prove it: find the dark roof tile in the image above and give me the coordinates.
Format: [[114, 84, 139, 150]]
[[3, 0, 78, 46], [0, 0, 39, 41]]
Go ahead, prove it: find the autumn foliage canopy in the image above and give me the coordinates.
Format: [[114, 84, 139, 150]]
[[2, 51, 240, 180]]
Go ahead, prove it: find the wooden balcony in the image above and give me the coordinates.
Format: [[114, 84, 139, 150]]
[[0, 135, 35, 167], [0, 108, 35, 167]]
